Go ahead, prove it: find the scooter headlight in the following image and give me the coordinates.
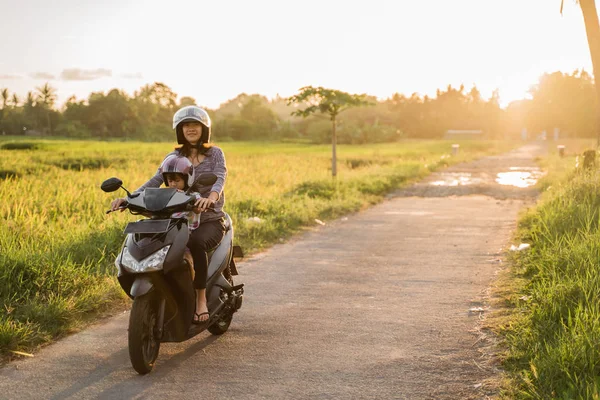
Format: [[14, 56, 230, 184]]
[[117, 245, 171, 273]]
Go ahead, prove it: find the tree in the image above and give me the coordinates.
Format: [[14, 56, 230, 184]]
[[179, 96, 197, 107], [35, 83, 57, 108], [239, 97, 279, 138], [85, 89, 135, 138], [562, 0, 600, 145], [35, 83, 57, 134], [287, 86, 372, 177], [23, 91, 35, 128], [526, 70, 596, 136], [0, 88, 9, 109], [136, 82, 177, 109], [25, 91, 35, 108]]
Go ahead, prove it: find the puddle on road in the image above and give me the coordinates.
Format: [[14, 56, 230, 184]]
[[429, 168, 544, 188], [429, 173, 483, 187], [496, 168, 544, 188]]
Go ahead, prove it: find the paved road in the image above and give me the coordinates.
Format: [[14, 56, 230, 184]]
[[0, 144, 544, 399]]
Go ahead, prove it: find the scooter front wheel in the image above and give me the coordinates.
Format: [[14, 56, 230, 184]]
[[128, 292, 161, 374]]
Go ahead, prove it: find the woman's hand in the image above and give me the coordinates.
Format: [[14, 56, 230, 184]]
[[110, 197, 127, 212], [193, 197, 216, 214], [193, 192, 219, 214]]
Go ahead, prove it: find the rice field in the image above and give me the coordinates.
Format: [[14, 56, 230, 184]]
[[0, 137, 515, 358]]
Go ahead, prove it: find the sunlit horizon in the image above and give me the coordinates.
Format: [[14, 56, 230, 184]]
[[0, 0, 595, 109]]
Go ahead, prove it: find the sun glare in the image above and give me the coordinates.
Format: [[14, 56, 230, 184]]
[[0, 0, 594, 108]]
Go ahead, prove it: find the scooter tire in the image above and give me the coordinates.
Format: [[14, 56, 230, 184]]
[[207, 312, 233, 335], [128, 292, 161, 375]]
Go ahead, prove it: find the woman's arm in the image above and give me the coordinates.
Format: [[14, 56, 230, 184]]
[[209, 147, 227, 200]]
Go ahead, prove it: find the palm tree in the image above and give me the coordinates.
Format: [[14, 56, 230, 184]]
[[25, 91, 35, 108], [11, 93, 19, 108], [35, 83, 57, 134], [562, 0, 600, 145], [0, 88, 9, 109], [22, 91, 36, 132], [35, 82, 57, 108]]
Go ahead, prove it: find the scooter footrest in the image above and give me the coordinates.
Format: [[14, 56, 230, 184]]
[[231, 283, 244, 292]]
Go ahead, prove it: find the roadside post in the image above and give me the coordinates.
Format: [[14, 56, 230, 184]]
[[451, 144, 459, 156]]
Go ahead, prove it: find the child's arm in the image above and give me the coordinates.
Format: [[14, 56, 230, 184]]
[[189, 192, 202, 214]]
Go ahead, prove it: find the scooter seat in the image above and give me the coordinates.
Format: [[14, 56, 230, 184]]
[[223, 216, 231, 232], [206, 214, 232, 255]]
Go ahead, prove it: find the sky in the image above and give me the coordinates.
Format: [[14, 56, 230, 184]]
[[0, 0, 595, 109]]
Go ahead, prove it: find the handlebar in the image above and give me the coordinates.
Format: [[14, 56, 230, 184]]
[[106, 206, 127, 214], [185, 201, 215, 212], [106, 199, 214, 215]]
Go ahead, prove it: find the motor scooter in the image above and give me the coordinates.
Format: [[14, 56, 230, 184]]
[[101, 174, 244, 375]]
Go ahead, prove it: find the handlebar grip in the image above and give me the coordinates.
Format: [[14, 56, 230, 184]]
[[106, 206, 127, 214], [186, 201, 215, 212]]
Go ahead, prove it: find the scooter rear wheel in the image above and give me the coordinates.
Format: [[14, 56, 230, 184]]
[[128, 292, 161, 374], [207, 312, 233, 335]]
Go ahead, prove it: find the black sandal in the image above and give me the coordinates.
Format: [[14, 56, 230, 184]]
[[192, 312, 210, 325]]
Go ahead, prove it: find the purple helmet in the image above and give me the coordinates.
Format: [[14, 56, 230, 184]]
[[159, 155, 195, 188]]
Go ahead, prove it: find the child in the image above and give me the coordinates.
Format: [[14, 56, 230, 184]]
[[159, 155, 202, 233], [159, 155, 201, 281]]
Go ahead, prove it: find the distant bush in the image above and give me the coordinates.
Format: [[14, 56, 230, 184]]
[[346, 159, 373, 169], [287, 181, 337, 199], [1, 142, 44, 150], [0, 170, 21, 180]]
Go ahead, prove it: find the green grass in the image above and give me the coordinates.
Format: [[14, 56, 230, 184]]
[[496, 144, 600, 399], [0, 138, 515, 359]]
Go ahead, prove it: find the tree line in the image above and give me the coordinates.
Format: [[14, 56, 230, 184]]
[[0, 70, 596, 143]]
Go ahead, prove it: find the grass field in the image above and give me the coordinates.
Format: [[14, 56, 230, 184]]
[[0, 137, 516, 359], [492, 140, 600, 398]]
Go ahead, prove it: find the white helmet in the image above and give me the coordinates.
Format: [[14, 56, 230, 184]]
[[173, 105, 211, 145], [159, 155, 195, 188]]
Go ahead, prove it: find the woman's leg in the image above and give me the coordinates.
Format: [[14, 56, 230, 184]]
[[188, 219, 225, 322]]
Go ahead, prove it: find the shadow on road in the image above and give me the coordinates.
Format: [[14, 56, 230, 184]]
[[50, 335, 220, 399]]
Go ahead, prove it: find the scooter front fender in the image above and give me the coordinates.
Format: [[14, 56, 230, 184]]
[[130, 276, 154, 297]]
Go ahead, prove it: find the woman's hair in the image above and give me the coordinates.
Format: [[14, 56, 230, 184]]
[[175, 142, 214, 157]]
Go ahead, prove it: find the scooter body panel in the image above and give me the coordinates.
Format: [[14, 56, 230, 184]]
[[130, 275, 154, 297]]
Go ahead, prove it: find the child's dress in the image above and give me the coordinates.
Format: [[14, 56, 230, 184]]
[[171, 192, 201, 280]]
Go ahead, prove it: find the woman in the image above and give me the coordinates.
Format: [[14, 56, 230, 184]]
[[111, 105, 227, 324]]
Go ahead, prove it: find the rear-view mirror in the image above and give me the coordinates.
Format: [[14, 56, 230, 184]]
[[187, 173, 218, 194], [101, 177, 123, 193]]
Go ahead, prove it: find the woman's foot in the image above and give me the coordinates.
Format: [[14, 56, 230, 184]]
[[193, 311, 209, 324], [193, 289, 209, 324]]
